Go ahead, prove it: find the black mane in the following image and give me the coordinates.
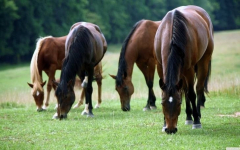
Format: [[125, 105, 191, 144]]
[[58, 25, 94, 95], [116, 20, 144, 86], [166, 10, 187, 94]]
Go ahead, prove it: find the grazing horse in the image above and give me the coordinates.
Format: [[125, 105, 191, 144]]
[[110, 20, 161, 111], [28, 35, 103, 112], [53, 22, 107, 119], [154, 5, 214, 134]]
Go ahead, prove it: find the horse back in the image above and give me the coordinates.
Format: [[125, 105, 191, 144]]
[[177, 6, 214, 65], [38, 36, 66, 70], [125, 20, 161, 63], [66, 23, 107, 67], [155, 5, 213, 70]]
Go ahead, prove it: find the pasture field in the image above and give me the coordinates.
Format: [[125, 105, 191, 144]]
[[0, 30, 240, 149]]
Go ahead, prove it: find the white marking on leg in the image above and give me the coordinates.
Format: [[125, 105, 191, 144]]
[[81, 76, 88, 88], [81, 104, 89, 115], [169, 97, 173, 103], [95, 103, 100, 109]]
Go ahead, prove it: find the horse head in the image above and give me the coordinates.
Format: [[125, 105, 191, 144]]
[[159, 79, 183, 134], [53, 80, 75, 120], [27, 81, 46, 111], [110, 74, 134, 111]]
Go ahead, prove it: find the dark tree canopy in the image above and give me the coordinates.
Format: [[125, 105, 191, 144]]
[[0, 0, 239, 63]]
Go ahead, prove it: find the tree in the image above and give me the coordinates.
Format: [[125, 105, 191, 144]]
[[0, 0, 19, 62]]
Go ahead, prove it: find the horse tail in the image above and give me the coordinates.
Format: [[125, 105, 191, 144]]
[[116, 19, 144, 86], [204, 60, 211, 93], [30, 36, 52, 83], [166, 10, 187, 92]]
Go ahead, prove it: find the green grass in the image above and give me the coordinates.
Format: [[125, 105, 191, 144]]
[[0, 30, 240, 149]]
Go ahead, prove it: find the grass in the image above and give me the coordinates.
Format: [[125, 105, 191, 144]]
[[0, 30, 240, 149]]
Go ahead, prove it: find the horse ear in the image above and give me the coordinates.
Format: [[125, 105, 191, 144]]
[[27, 82, 33, 88], [41, 81, 46, 87], [176, 79, 183, 91], [159, 79, 166, 90], [52, 80, 59, 87], [109, 74, 116, 79]]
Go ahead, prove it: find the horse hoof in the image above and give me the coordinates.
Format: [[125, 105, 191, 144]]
[[81, 111, 88, 116], [37, 108, 45, 112], [150, 106, 157, 110], [185, 120, 193, 125], [73, 104, 80, 109], [192, 124, 202, 129], [52, 113, 59, 119], [143, 107, 150, 111], [87, 113, 94, 118], [42, 105, 48, 110], [94, 104, 100, 109]]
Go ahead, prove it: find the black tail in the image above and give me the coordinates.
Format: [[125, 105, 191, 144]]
[[204, 60, 211, 93], [116, 20, 144, 86]]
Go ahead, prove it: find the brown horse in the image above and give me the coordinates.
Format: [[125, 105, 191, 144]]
[[28, 34, 103, 111], [110, 20, 161, 111], [154, 5, 214, 134], [53, 22, 107, 119]]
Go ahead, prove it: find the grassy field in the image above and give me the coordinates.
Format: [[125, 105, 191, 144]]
[[0, 30, 240, 149]]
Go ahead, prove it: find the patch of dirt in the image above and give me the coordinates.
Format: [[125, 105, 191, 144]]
[[217, 112, 240, 117]]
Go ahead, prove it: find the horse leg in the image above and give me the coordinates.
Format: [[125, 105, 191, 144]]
[[86, 67, 94, 117], [95, 74, 102, 108], [136, 59, 156, 111], [44, 66, 56, 109], [185, 68, 201, 129], [196, 56, 212, 118], [182, 80, 193, 125], [73, 88, 85, 109], [83, 68, 94, 117]]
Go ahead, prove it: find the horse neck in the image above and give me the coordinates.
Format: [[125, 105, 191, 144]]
[[60, 59, 78, 86]]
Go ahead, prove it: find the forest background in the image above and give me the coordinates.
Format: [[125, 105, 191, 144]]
[[1, 0, 240, 63]]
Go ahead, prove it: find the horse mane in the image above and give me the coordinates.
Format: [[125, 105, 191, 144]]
[[166, 10, 187, 94], [30, 36, 52, 91], [59, 25, 93, 94], [116, 20, 144, 86]]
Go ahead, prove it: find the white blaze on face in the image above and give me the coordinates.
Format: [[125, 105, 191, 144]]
[[36, 91, 40, 97], [169, 97, 173, 103]]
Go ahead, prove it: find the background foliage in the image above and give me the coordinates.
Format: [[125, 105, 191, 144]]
[[1, 0, 240, 63]]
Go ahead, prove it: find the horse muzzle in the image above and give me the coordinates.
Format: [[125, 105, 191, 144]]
[[59, 113, 67, 120], [165, 127, 178, 134], [121, 104, 130, 111]]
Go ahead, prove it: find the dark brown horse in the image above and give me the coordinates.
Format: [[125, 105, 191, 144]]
[[27, 34, 103, 112], [53, 22, 107, 119], [154, 5, 214, 134], [110, 20, 161, 111]]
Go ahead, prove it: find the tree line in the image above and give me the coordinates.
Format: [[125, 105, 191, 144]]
[[1, 0, 240, 64]]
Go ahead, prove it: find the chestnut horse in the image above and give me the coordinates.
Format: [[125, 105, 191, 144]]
[[154, 5, 214, 134], [110, 19, 161, 111], [53, 22, 107, 119], [28, 34, 103, 111]]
